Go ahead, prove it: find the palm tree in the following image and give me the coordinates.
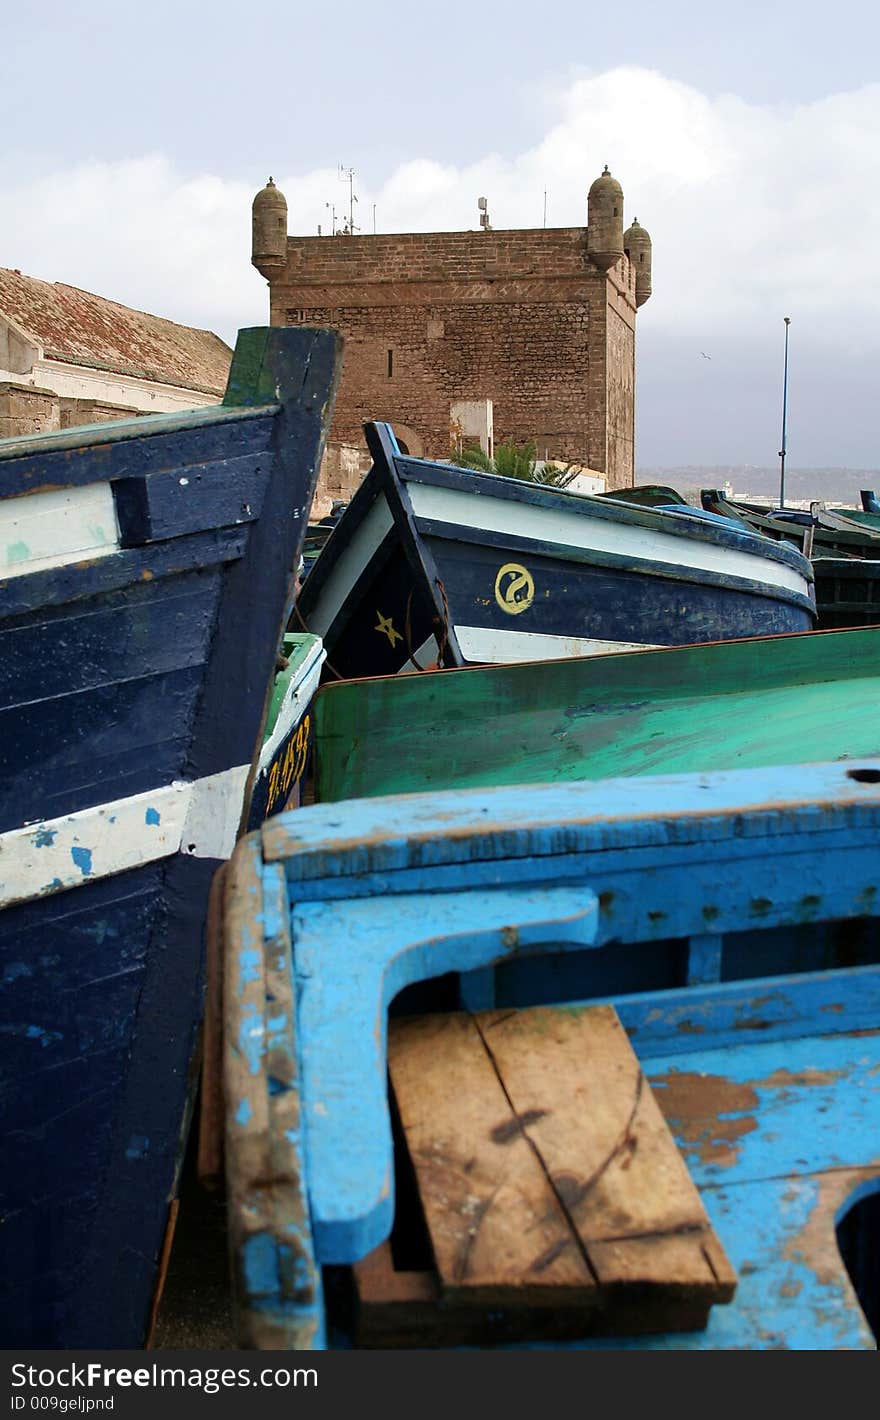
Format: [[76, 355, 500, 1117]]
[[451, 439, 577, 488]]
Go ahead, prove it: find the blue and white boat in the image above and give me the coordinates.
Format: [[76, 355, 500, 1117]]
[[0, 325, 341, 1346], [296, 423, 816, 678]]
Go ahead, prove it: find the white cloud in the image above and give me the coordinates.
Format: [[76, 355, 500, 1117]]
[[3, 67, 879, 460]]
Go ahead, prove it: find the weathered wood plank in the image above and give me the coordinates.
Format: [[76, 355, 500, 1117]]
[[387, 1012, 597, 1306], [387, 1004, 735, 1324], [222, 847, 323, 1349], [114, 452, 269, 546], [477, 1006, 736, 1300], [351, 1241, 712, 1347]]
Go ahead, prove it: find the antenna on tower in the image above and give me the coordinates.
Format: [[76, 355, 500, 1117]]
[[338, 164, 360, 235], [478, 195, 491, 231]]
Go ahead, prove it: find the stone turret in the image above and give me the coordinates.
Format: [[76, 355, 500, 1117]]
[[252, 177, 288, 277], [587, 165, 624, 271], [623, 217, 652, 306]]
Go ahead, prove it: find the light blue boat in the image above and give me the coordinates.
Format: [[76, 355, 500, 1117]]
[[209, 756, 880, 1350]]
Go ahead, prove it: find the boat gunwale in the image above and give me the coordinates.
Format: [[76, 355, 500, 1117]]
[[310, 621, 880, 705], [0, 400, 279, 466], [389, 446, 814, 577]]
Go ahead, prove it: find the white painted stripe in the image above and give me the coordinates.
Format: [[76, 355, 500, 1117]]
[[0, 765, 250, 909], [455, 626, 659, 664], [257, 641, 327, 771], [407, 482, 810, 598], [1, 482, 120, 579], [398, 635, 440, 674], [305, 495, 394, 635]]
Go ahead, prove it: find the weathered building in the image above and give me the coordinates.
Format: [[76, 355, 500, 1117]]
[[0, 268, 232, 439], [251, 168, 652, 495]]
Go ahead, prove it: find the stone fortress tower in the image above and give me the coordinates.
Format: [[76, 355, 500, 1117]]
[[252, 167, 651, 492]]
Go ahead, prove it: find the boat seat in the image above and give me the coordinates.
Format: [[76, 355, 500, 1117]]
[[351, 1002, 737, 1346]]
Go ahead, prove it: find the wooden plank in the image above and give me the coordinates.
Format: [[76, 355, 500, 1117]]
[[387, 1004, 735, 1325], [0, 481, 119, 578], [114, 451, 269, 545], [222, 837, 273, 1312], [222, 846, 323, 1349], [144, 1198, 180, 1349], [386, 1011, 598, 1306], [477, 1006, 736, 1301], [351, 1242, 711, 1347]]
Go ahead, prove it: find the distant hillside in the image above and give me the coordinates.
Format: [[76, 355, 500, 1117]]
[[635, 466, 880, 508]]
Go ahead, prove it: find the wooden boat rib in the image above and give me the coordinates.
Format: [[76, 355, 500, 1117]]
[[0, 325, 341, 1347], [296, 424, 815, 679]]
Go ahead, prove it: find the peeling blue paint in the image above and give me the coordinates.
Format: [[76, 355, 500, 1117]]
[[236, 1098, 252, 1126], [70, 846, 93, 876], [238, 1002, 264, 1076], [33, 827, 57, 848], [242, 1233, 280, 1297], [145, 807, 161, 826], [239, 948, 261, 985]]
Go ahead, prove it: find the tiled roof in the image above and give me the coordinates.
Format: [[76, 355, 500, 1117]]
[[0, 267, 232, 395]]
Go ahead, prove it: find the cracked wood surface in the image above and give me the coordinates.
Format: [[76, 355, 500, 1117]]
[[386, 1004, 736, 1322]]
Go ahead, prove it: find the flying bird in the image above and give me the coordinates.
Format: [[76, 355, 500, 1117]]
[[701, 351, 712, 360]]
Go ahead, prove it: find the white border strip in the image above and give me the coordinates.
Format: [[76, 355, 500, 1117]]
[[305, 495, 394, 635], [0, 765, 250, 909], [408, 482, 810, 598], [455, 626, 659, 664], [1, 481, 120, 580]]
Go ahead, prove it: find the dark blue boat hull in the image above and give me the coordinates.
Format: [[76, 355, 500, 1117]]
[[0, 326, 341, 1345], [297, 423, 816, 677]]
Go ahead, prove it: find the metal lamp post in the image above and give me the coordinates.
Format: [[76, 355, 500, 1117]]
[[778, 317, 791, 508]]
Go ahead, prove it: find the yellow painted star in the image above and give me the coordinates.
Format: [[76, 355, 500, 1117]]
[[375, 610, 402, 647]]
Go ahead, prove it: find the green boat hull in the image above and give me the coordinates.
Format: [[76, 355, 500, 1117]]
[[313, 625, 880, 802]]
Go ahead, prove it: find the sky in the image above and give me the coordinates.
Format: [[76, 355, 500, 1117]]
[[2, 0, 879, 469]]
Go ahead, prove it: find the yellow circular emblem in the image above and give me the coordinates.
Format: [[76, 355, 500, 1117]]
[[494, 562, 535, 615]]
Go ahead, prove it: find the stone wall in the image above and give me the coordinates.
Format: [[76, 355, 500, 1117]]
[[266, 227, 639, 488], [59, 397, 142, 428], [0, 381, 148, 440], [0, 382, 60, 439], [313, 440, 371, 519]]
